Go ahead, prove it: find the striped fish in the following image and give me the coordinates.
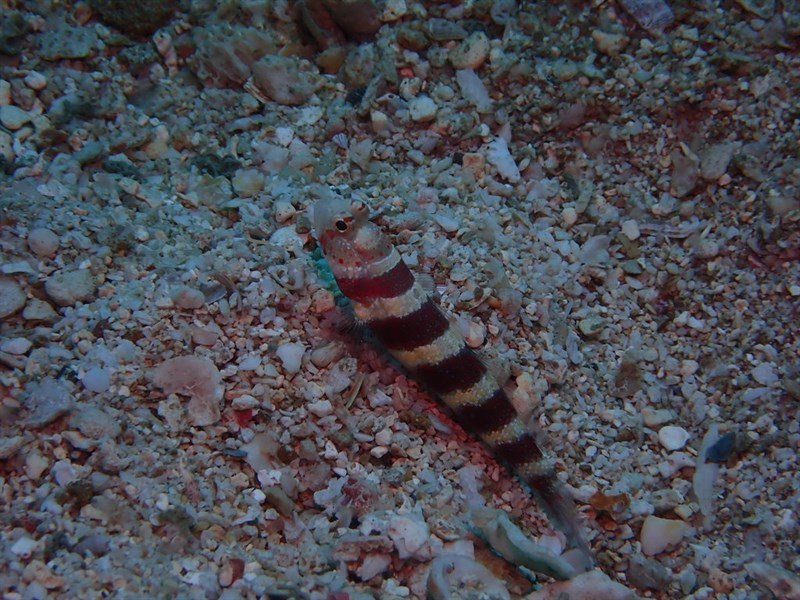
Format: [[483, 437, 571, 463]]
[[313, 194, 590, 562]]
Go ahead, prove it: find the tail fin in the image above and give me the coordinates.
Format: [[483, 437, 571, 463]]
[[529, 473, 594, 571]]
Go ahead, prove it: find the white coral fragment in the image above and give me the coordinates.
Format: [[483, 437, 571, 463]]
[[486, 137, 520, 183]]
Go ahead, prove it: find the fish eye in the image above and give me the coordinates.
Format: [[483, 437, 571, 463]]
[[335, 219, 348, 232]]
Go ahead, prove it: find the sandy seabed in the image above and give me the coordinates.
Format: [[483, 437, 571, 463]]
[[1, 1, 799, 598]]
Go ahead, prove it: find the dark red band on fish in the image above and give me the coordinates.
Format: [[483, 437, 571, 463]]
[[495, 433, 544, 467], [526, 472, 556, 493], [415, 346, 486, 396], [368, 299, 449, 351], [336, 260, 415, 302], [453, 388, 517, 435]]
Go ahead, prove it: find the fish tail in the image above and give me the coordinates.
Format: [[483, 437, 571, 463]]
[[528, 471, 594, 569]]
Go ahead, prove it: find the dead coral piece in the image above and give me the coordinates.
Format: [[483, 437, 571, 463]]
[[523, 569, 638, 599], [152, 356, 223, 426], [427, 554, 511, 600], [472, 507, 578, 581], [252, 56, 322, 106]]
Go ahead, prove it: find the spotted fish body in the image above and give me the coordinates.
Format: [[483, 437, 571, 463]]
[[313, 195, 588, 557]]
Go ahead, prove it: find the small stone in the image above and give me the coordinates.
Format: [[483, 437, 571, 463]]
[[578, 315, 603, 338], [449, 31, 490, 70], [273, 200, 296, 223], [172, 286, 205, 309], [370, 109, 390, 134], [695, 238, 719, 259], [24, 377, 75, 429], [0, 435, 26, 460], [486, 137, 520, 183], [27, 227, 60, 257], [642, 408, 674, 427], [24, 70, 47, 90], [396, 25, 428, 51], [620, 219, 640, 241], [0, 131, 14, 163], [751, 362, 777, 385], [671, 151, 699, 197], [307, 399, 333, 417], [551, 58, 579, 81], [592, 29, 629, 55], [51, 458, 78, 486], [252, 56, 321, 106], [82, 366, 112, 393], [0, 337, 32, 354], [0, 277, 26, 319], [44, 269, 96, 306], [232, 168, 265, 197], [23, 298, 58, 322], [74, 140, 105, 165], [382, 0, 407, 21], [700, 143, 734, 181], [658, 425, 690, 451], [70, 405, 120, 439], [640, 515, 689, 555], [25, 452, 49, 479], [628, 554, 672, 591], [408, 95, 438, 122], [275, 342, 305, 374], [562, 206, 578, 227], [310, 342, 343, 368], [218, 557, 245, 587], [11, 536, 38, 558], [0, 80, 10, 105], [0, 104, 31, 130]]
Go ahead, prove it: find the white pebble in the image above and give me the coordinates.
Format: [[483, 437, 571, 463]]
[[408, 95, 438, 122], [82, 366, 111, 393], [274, 126, 294, 146], [640, 515, 688, 555], [562, 206, 578, 227], [658, 425, 690, 451], [621, 219, 641, 240], [27, 227, 60, 257], [276, 342, 305, 374], [11, 536, 38, 558]]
